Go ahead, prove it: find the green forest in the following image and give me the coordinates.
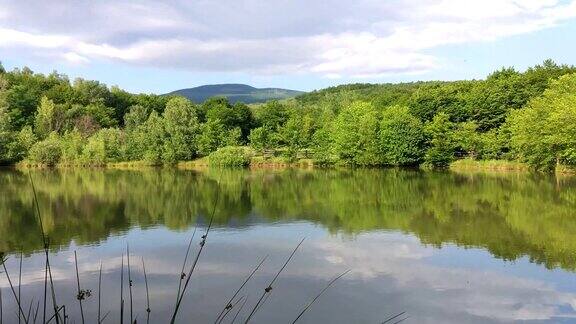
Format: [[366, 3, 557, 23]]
[[1, 59, 575, 171]]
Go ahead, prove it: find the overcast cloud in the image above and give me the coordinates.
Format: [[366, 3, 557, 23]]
[[0, 0, 575, 78]]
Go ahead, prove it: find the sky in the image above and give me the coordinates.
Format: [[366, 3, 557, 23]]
[[0, 0, 576, 94]]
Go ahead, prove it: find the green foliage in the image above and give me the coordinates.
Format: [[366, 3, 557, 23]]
[[208, 146, 254, 167], [28, 132, 62, 166], [249, 127, 271, 153], [8, 126, 37, 162], [254, 101, 289, 130], [508, 73, 576, 170], [332, 101, 381, 166], [197, 119, 240, 156], [0, 60, 575, 170], [34, 96, 56, 138], [124, 105, 149, 131], [139, 111, 166, 164], [162, 97, 200, 162], [82, 128, 125, 165], [311, 126, 334, 165], [379, 106, 425, 166], [60, 129, 84, 164], [424, 113, 457, 168]]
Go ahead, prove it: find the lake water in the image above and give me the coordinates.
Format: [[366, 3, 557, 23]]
[[1, 168, 576, 323]]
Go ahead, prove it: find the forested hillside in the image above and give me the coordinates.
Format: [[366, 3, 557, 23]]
[[168, 83, 303, 104], [1, 60, 575, 171]]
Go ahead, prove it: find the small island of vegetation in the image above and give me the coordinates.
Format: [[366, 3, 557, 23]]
[[1, 60, 575, 172]]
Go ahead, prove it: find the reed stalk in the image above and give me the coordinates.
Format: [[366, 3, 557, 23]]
[[1, 259, 29, 324], [33, 300, 39, 324], [291, 269, 350, 323], [73, 251, 85, 324], [214, 255, 268, 324], [120, 254, 124, 324], [382, 311, 406, 323], [243, 238, 305, 324], [141, 257, 151, 324], [218, 295, 245, 323], [29, 173, 60, 324], [0, 284, 3, 324], [18, 252, 22, 324], [170, 171, 223, 324], [176, 227, 196, 304], [230, 295, 248, 324], [126, 245, 134, 324], [25, 298, 33, 324], [97, 261, 102, 324]]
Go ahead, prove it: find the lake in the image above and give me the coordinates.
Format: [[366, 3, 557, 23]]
[[1, 168, 576, 323]]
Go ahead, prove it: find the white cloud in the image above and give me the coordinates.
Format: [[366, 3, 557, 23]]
[[0, 0, 575, 77]]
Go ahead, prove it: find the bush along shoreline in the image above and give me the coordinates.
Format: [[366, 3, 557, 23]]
[[2, 60, 576, 173]]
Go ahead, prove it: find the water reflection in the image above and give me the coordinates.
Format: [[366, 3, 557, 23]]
[[1, 169, 576, 323]]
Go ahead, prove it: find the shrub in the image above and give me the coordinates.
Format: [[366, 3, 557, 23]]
[[208, 146, 254, 167], [28, 132, 62, 166]]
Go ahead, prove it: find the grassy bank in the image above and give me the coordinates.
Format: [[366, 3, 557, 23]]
[[449, 159, 530, 172]]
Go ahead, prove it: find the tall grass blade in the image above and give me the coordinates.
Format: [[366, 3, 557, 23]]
[[291, 269, 350, 323], [176, 227, 196, 304], [18, 251, 22, 324], [1, 284, 3, 324], [32, 300, 39, 324], [141, 257, 151, 324], [230, 295, 248, 324], [42, 258, 47, 324], [73, 251, 85, 324], [25, 298, 33, 324], [120, 254, 124, 324], [1, 260, 29, 324], [97, 261, 102, 324], [215, 255, 268, 324], [126, 245, 133, 324], [100, 311, 111, 323], [44, 305, 64, 324], [217, 295, 245, 324], [29, 173, 60, 324], [392, 316, 409, 324], [170, 170, 223, 324], [244, 238, 305, 324], [382, 311, 406, 323]]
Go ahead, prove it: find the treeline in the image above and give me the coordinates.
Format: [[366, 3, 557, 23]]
[[0, 60, 575, 170]]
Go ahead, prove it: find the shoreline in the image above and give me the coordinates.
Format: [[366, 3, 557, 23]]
[[7, 158, 576, 175]]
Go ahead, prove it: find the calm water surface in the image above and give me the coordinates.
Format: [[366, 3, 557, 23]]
[[1, 168, 576, 323]]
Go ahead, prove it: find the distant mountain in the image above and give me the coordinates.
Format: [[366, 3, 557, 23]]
[[167, 84, 304, 104]]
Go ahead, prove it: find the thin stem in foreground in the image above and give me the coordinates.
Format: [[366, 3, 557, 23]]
[[217, 295, 245, 324], [382, 311, 406, 324], [230, 295, 248, 324], [170, 170, 224, 324], [120, 254, 124, 324], [98, 261, 102, 324], [244, 238, 305, 324], [141, 257, 151, 324], [0, 283, 3, 324], [26, 298, 33, 324], [291, 269, 350, 323], [126, 245, 133, 324], [42, 257, 47, 324], [176, 227, 196, 304], [18, 251, 22, 324], [29, 174, 60, 324], [215, 255, 268, 324], [1, 261, 29, 324], [33, 300, 39, 324], [73, 251, 85, 324]]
